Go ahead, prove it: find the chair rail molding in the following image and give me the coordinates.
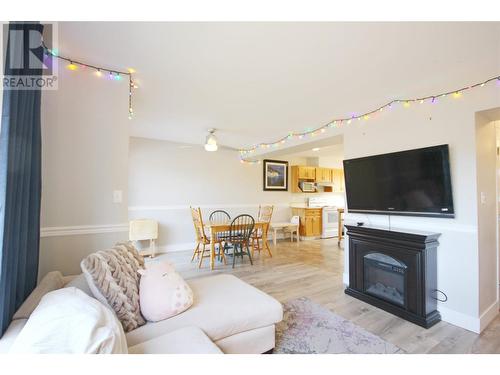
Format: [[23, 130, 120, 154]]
[[128, 203, 291, 211], [40, 223, 129, 238]]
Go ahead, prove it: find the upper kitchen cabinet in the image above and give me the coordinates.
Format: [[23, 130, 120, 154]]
[[315, 167, 333, 183], [297, 166, 316, 179], [332, 168, 345, 193], [291, 165, 344, 193]]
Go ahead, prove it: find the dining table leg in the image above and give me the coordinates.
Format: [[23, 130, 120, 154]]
[[263, 223, 272, 257], [273, 228, 277, 246], [210, 227, 216, 270]]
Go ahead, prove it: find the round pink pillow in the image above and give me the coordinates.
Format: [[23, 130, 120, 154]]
[[138, 261, 194, 322]]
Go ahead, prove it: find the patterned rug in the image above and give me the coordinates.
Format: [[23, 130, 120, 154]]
[[275, 297, 404, 354]]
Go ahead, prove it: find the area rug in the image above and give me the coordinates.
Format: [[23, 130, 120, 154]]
[[275, 297, 404, 354]]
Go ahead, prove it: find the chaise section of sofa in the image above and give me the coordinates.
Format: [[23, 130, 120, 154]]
[[126, 274, 283, 354]]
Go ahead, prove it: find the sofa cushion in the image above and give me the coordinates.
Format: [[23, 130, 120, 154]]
[[12, 271, 64, 320], [0, 319, 28, 353], [9, 287, 128, 354], [65, 273, 93, 297], [128, 326, 222, 354], [81, 242, 145, 332], [126, 274, 283, 347]]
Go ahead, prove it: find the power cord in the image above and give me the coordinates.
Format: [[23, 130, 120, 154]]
[[432, 289, 448, 303]]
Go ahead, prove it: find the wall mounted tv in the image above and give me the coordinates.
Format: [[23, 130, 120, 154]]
[[343, 145, 454, 218]]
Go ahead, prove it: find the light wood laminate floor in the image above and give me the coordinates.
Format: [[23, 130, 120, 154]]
[[158, 238, 500, 353]]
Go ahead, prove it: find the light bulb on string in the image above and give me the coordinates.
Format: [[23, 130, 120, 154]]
[[403, 101, 411, 108], [95, 69, 102, 77], [452, 91, 462, 99], [67, 62, 77, 71]]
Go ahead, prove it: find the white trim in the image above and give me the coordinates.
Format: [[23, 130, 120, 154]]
[[479, 300, 499, 332], [157, 242, 197, 253], [438, 305, 481, 333], [343, 269, 489, 333], [40, 223, 129, 238], [343, 216, 478, 234], [128, 203, 291, 211]]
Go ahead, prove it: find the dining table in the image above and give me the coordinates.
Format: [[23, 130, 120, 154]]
[[205, 221, 271, 270]]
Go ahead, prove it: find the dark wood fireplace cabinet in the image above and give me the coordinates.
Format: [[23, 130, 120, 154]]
[[344, 225, 441, 328]]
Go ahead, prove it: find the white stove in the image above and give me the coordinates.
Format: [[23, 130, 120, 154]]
[[308, 197, 339, 239]]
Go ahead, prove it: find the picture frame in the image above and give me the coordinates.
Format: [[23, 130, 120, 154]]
[[263, 159, 288, 191]]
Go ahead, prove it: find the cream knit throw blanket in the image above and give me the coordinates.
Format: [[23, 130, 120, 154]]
[[81, 242, 146, 332]]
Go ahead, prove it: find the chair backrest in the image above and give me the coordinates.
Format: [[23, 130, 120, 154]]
[[209, 210, 231, 224], [290, 215, 300, 225], [190, 206, 207, 241], [230, 214, 255, 243], [258, 205, 274, 223]]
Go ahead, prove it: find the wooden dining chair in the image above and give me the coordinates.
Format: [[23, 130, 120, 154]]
[[227, 214, 255, 268], [251, 205, 274, 257], [209, 210, 231, 256], [190, 207, 225, 268]]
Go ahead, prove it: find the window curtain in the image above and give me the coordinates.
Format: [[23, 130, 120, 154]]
[[0, 23, 43, 335]]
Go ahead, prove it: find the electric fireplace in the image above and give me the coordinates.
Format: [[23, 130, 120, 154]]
[[344, 225, 441, 328]]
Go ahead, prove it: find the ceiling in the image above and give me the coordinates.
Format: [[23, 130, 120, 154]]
[[58, 22, 500, 150]]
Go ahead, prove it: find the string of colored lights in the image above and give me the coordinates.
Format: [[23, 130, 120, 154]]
[[42, 43, 138, 119], [238, 74, 500, 164]]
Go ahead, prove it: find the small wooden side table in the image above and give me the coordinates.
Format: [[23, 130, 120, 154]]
[[337, 208, 344, 245]]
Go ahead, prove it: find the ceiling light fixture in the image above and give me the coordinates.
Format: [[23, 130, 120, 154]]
[[312, 148, 320, 152], [205, 129, 218, 152]]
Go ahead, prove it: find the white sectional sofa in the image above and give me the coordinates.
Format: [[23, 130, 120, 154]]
[[0, 271, 283, 354]]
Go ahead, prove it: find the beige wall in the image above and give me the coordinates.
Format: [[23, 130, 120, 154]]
[[341, 85, 500, 332], [128, 137, 307, 250], [475, 114, 500, 331], [39, 67, 130, 278]]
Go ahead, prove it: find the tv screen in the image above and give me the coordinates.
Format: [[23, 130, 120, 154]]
[[343, 145, 454, 218]]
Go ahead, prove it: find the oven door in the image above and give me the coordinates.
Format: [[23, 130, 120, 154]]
[[321, 207, 338, 238]]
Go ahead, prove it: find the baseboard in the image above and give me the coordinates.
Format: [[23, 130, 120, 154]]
[[157, 242, 197, 253], [342, 271, 495, 333], [479, 300, 499, 332], [438, 306, 482, 333]]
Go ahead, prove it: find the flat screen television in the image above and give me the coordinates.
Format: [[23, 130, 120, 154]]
[[343, 145, 454, 218]]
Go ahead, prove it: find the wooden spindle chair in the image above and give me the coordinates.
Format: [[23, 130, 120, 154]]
[[252, 205, 274, 257], [227, 214, 255, 268]]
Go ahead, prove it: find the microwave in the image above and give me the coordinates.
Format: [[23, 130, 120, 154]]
[[299, 181, 316, 192]]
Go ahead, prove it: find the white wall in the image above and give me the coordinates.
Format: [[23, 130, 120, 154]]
[[341, 85, 500, 333], [39, 67, 130, 278], [475, 114, 498, 322], [128, 137, 306, 251]]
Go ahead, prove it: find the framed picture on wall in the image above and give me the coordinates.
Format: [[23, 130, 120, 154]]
[[263, 159, 288, 191]]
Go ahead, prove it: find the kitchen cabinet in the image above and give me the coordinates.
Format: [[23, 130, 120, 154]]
[[315, 167, 333, 183], [297, 166, 316, 179], [332, 169, 345, 193], [291, 165, 344, 193], [292, 207, 322, 237]]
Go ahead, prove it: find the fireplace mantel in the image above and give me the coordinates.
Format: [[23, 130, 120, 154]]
[[344, 224, 441, 328]]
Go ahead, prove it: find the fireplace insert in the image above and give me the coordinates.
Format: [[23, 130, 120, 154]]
[[363, 253, 407, 307], [344, 225, 441, 328]]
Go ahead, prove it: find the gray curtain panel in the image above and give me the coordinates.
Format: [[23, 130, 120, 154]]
[[0, 22, 43, 335]]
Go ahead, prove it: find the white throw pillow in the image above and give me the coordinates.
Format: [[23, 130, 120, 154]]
[[139, 261, 193, 322], [10, 287, 128, 354]]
